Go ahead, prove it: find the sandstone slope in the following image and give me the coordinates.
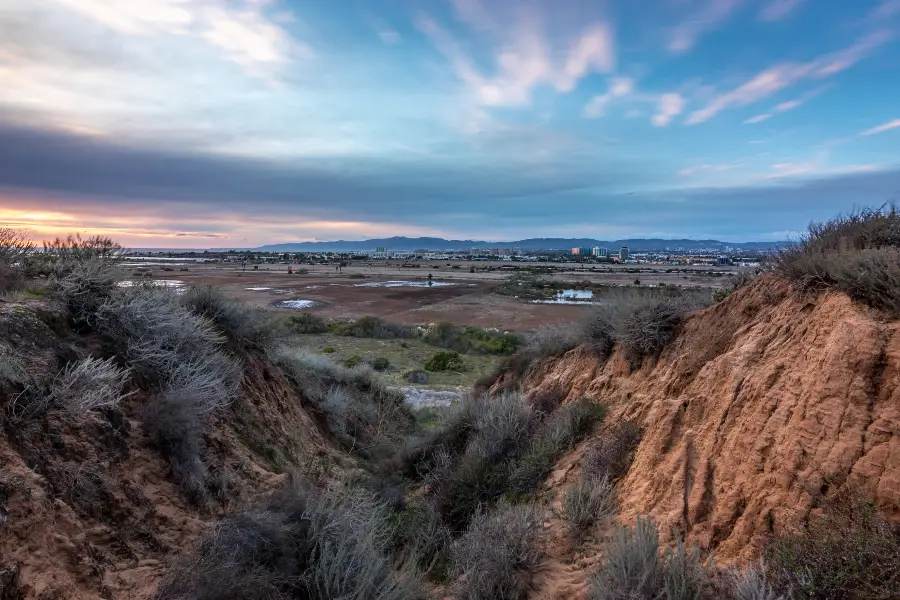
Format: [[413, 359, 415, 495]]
[[514, 275, 899, 573]]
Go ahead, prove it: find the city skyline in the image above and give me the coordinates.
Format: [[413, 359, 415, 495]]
[[1, 0, 899, 247]]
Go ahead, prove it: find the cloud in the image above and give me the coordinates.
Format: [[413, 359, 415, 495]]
[[583, 77, 634, 118], [872, 0, 900, 19], [378, 28, 402, 44], [652, 93, 685, 127], [668, 0, 743, 54], [743, 86, 828, 124], [51, 0, 306, 76], [418, 7, 614, 108], [859, 119, 900, 136], [759, 0, 806, 22], [686, 31, 890, 124], [678, 162, 746, 176]]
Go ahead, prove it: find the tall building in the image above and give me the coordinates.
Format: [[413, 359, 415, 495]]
[[571, 247, 581, 255], [619, 246, 629, 261]]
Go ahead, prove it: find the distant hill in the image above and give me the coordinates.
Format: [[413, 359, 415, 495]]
[[256, 236, 781, 252]]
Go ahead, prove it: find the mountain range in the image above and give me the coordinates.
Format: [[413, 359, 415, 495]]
[[256, 236, 781, 253]]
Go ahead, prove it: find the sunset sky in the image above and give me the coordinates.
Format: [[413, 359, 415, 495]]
[[2, 0, 899, 248]]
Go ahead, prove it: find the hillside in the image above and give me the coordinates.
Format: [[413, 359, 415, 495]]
[[257, 236, 779, 253], [492, 274, 900, 595]]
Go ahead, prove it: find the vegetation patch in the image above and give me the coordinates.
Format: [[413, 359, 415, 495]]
[[763, 487, 900, 600], [424, 350, 465, 372], [776, 207, 900, 317]]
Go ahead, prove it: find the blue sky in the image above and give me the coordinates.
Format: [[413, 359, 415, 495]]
[[1, 0, 899, 246]]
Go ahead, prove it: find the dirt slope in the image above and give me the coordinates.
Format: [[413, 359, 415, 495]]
[[511, 276, 899, 581], [0, 300, 345, 600]]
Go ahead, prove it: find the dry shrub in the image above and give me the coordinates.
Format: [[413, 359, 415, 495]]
[[47, 356, 131, 415], [55, 259, 122, 323], [275, 349, 415, 458], [95, 284, 241, 499], [589, 516, 710, 600], [286, 312, 328, 334], [155, 483, 421, 600], [449, 501, 541, 600], [763, 487, 900, 600], [475, 325, 580, 392], [559, 475, 615, 542], [616, 293, 710, 366], [728, 563, 785, 600], [582, 420, 642, 482], [0, 227, 34, 294], [182, 285, 284, 350], [776, 207, 900, 317]]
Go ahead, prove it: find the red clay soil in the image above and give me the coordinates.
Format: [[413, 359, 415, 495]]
[[0, 301, 346, 600], [501, 276, 900, 598]]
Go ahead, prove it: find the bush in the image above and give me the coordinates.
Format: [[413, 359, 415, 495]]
[[275, 349, 414, 457], [559, 476, 615, 542], [343, 354, 363, 368], [424, 350, 465, 372], [404, 370, 429, 384], [589, 516, 710, 600], [449, 501, 541, 600], [507, 398, 607, 495], [322, 346, 336, 353], [47, 356, 131, 415], [582, 420, 642, 482], [55, 259, 122, 323], [287, 312, 328, 334], [728, 563, 785, 600], [584, 308, 615, 358], [372, 357, 391, 371], [475, 325, 580, 392], [155, 483, 421, 600], [776, 207, 900, 317], [334, 316, 416, 339], [422, 322, 519, 355], [94, 284, 241, 498], [182, 285, 283, 350], [616, 293, 709, 366], [0, 227, 33, 293], [762, 488, 900, 600]]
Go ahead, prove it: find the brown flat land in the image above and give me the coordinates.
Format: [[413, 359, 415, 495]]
[[131, 259, 734, 331]]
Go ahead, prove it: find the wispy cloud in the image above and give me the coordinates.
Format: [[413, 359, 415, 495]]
[[668, 0, 743, 54], [418, 4, 614, 108], [872, 0, 900, 19], [678, 162, 746, 176], [686, 31, 890, 124], [378, 28, 402, 44], [743, 85, 829, 124], [859, 119, 900, 136], [583, 77, 634, 117], [652, 93, 685, 127], [759, 0, 806, 22]]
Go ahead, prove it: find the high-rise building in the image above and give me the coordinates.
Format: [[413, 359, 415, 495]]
[[619, 246, 630, 261], [571, 247, 581, 255]]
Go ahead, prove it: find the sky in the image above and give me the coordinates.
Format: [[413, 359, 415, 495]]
[[1, 0, 899, 247]]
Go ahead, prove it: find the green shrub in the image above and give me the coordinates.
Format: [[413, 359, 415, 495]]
[[343, 354, 363, 368], [372, 357, 391, 371], [422, 322, 519, 355], [763, 488, 900, 600], [449, 501, 541, 600], [424, 350, 465, 372], [287, 312, 328, 334], [559, 476, 615, 542], [322, 346, 336, 353]]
